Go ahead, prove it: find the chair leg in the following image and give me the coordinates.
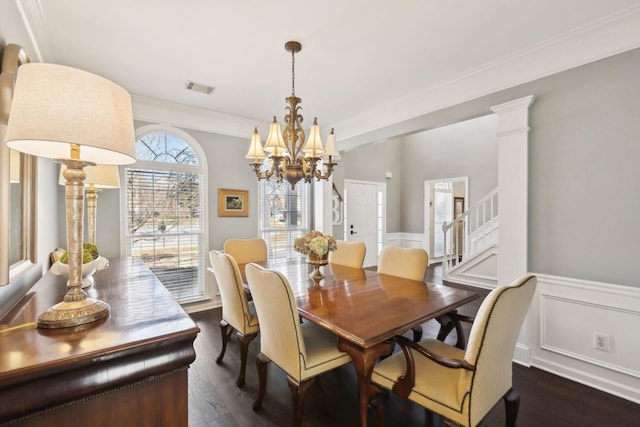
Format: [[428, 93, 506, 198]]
[[236, 332, 258, 387], [253, 353, 271, 411], [287, 376, 316, 427], [216, 320, 233, 363], [436, 310, 466, 349], [411, 326, 423, 342], [503, 387, 520, 427], [436, 315, 454, 341]]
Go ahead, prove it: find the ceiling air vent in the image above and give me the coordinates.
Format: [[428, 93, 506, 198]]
[[186, 81, 215, 95]]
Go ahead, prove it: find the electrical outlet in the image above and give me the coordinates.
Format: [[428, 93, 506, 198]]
[[594, 332, 610, 352]]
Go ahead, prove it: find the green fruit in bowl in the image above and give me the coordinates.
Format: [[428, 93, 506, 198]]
[[82, 250, 95, 263], [59, 244, 99, 264], [83, 243, 99, 259]]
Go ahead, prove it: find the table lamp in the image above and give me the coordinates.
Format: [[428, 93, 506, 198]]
[[59, 164, 120, 245], [5, 63, 135, 329]]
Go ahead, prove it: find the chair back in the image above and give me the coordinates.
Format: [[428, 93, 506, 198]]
[[462, 274, 537, 425], [245, 263, 307, 380], [329, 240, 366, 268], [224, 237, 268, 265], [377, 245, 428, 281], [209, 250, 253, 333]]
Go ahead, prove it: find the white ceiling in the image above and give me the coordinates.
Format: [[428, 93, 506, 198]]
[[14, 0, 640, 148]]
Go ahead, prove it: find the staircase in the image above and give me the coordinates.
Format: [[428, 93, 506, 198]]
[[442, 188, 499, 288]]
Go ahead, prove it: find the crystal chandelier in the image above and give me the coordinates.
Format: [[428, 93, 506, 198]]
[[246, 41, 339, 190]]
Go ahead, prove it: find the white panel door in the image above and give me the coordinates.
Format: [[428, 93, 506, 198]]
[[344, 181, 379, 267]]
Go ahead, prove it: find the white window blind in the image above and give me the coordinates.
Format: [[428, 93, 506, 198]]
[[125, 132, 205, 302], [259, 180, 309, 262], [433, 182, 453, 258]]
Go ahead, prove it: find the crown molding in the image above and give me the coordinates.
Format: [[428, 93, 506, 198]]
[[131, 95, 264, 139], [14, 0, 52, 63], [334, 4, 640, 144]]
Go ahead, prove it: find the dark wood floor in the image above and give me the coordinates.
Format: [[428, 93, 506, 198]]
[[188, 265, 639, 426]]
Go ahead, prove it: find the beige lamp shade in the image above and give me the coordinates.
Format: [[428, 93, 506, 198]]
[[5, 63, 135, 165], [302, 118, 325, 157], [264, 117, 286, 156], [245, 127, 266, 160], [59, 164, 120, 189], [322, 128, 340, 160]]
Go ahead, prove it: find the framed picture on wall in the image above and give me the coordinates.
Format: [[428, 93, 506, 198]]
[[218, 188, 249, 217], [454, 197, 465, 219]]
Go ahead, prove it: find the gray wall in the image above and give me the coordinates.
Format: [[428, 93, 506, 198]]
[[341, 47, 640, 288], [399, 114, 498, 233], [527, 48, 640, 287], [183, 127, 259, 251]]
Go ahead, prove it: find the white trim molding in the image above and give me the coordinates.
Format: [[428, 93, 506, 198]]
[[131, 95, 260, 140], [531, 273, 640, 404]]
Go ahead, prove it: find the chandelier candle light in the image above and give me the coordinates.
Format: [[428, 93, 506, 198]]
[[246, 41, 340, 190]]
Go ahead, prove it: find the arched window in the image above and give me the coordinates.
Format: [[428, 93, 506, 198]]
[[123, 125, 207, 303]]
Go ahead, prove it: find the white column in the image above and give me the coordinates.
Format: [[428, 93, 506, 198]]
[[490, 95, 535, 365], [313, 175, 334, 234]]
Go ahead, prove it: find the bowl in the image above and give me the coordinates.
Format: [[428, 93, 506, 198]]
[[56, 257, 99, 288]]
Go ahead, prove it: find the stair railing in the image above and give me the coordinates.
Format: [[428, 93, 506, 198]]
[[443, 188, 499, 278]]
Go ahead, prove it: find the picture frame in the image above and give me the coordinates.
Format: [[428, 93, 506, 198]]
[[218, 188, 249, 217], [454, 197, 465, 219]]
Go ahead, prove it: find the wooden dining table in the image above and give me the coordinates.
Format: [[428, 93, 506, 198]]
[[232, 259, 480, 427]]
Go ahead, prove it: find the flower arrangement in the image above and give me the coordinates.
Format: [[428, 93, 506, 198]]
[[294, 230, 337, 257]]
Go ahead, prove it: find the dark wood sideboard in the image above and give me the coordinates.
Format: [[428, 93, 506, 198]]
[[0, 258, 200, 426]]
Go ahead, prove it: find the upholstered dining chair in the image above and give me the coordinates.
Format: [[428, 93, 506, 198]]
[[245, 263, 352, 427], [369, 274, 537, 427], [208, 250, 260, 387], [377, 245, 429, 341], [328, 240, 366, 268], [223, 237, 268, 265]]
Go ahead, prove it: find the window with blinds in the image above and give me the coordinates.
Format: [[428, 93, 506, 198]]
[[433, 181, 453, 258], [125, 131, 205, 302], [259, 180, 309, 262]]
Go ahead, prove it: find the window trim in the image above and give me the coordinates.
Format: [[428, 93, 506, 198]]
[[120, 124, 211, 304]]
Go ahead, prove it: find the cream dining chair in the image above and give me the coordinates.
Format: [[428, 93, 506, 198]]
[[369, 274, 537, 427], [245, 263, 352, 427], [208, 250, 260, 387], [377, 245, 429, 341], [223, 237, 268, 265], [328, 240, 366, 268]]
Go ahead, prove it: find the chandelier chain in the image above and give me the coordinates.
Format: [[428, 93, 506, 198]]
[[291, 48, 295, 97]]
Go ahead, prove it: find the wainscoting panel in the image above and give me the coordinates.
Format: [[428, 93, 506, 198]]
[[386, 233, 425, 249], [532, 274, 640, 404]]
